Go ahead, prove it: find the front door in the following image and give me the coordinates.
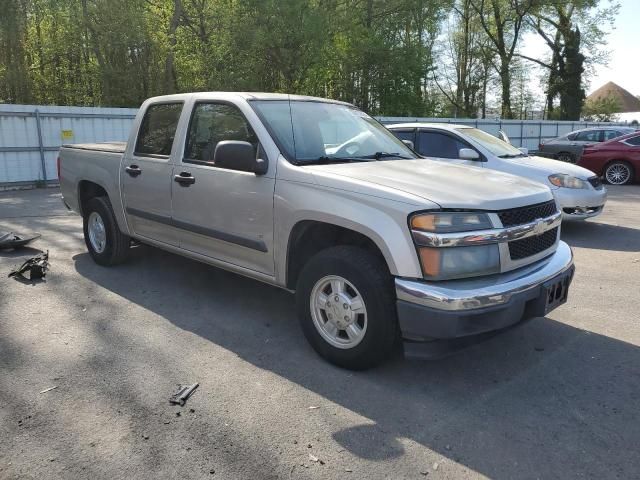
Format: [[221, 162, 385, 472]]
[[121, 102, 184, 246], [417, 129, 483, 167], [170, 101, 276, 275]]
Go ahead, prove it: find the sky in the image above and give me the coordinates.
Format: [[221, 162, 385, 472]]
[[521, 0, 639, 100]]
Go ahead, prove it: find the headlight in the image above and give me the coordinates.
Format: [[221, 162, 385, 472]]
[[410, 212, 492, 233], [417, 244, 500, 280], [410, 212, 499, 280], [548, 174, 588, 189]]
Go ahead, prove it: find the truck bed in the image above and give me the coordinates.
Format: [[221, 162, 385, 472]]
[[62, 142, 126, 153]]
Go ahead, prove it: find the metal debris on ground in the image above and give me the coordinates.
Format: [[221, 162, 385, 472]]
[[0, 231, 41, 250], [169, 383, 199, 406], [39, 386, 58, 394], [308, 406, 320, 410], [8, 251, 50, 281]]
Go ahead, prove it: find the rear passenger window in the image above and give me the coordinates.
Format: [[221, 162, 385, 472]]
[[603, 130, 621, 141], [418, 131, 468, 159], [575, 130, 602, 142], [184, 103, 259, 165], [135, 103, 183, 157]]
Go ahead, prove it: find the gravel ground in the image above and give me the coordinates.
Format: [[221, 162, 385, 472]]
[[1, 186, 639, 480]]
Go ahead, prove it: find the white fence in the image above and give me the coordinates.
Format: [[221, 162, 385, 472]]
[[0, 103, 631, 186], [0, 104, 136, 186]]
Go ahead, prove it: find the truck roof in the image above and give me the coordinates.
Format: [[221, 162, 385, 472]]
[[142, 92, 353, 106], [386, 122, 472, 131]]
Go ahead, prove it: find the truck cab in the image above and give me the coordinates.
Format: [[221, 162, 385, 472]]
[[59, 93, 574, 369]]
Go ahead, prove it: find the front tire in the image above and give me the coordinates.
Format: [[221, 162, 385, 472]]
[[556, 152, 575, 163], [83, 197, 130, 266], [295, 246, 398, 370], [604, 161, 634, 185]]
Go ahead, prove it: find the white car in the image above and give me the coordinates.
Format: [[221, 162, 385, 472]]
[[388, 123, 607, 220]]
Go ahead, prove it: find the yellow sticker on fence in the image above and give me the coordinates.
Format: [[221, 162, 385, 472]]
[[61, 130, 74, 140]]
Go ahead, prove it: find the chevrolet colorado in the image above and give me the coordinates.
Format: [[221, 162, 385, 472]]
[[59, 93, 574, 369]]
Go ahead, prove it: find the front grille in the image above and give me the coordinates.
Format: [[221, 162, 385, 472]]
[[497, 200, 558, 227], [588, 176, 603, 189], [508, 227, 558, 260]]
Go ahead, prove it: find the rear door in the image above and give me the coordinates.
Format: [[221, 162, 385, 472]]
[[170, 101, 276, 275], [121, 102, 183, 245], [416, 129, 483, 167]]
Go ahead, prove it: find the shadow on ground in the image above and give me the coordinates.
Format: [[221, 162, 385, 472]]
[[561, 220, 640, 252], [73, 245, 640, 479]]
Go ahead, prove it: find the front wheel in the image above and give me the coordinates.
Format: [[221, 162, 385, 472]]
[[555, 152, 575, 163], [604, 161, 634, 185], [83, 196, 130, 266], [295, 246, 398, 370]]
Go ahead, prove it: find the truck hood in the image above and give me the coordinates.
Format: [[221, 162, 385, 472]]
[[307, 159, 553, 210], [510, 155, 597, 180]]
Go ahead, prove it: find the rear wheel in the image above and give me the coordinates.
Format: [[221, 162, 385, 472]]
[[295, 246, 398, 370], [556, 152, 575, 163], [83, 197, 130, 266], [604, 161, 633, 185]]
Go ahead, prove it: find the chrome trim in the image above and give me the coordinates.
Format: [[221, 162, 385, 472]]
[[396, 241, 573, 311], [411, 211, 561, 248]]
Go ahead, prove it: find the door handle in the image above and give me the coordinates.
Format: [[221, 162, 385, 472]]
[[174, 172, 196, 186], [125, 165, 142, 177]]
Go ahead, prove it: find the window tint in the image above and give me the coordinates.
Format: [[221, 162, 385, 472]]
[[574, 130, 602, 142], [625, 135, 640, 146], [418, 131, 468, 159], [603, 130, 621, 141], [135, 103, 183, 156], [185, 103, 259, 164]]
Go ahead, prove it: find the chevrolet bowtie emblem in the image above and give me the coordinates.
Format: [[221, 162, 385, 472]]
[[533, 220, 546, 236]]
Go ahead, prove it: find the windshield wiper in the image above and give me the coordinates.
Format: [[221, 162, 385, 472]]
[[301, 156, 373, 165], [498, 153, 525, 159], [359, 151, 413, 160]]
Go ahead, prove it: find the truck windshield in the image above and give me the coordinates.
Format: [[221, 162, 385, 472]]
[[250, 99, 417, 164], [459, 128, 526, 158]]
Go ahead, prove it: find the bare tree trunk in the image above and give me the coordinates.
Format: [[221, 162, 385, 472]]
[[164, 0, 183, 94]]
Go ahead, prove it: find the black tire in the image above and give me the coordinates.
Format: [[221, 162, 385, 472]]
[[604, 161, 634, 185], [555, 152, 575, 163], [295, 246, 398, 370], [83, 196, 130, 266]]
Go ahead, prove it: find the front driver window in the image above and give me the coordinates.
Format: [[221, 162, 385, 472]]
[[184, 103, 259, 165], [418, 131, 468, 159]]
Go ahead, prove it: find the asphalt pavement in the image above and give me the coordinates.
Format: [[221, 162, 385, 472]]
[[1, 186, 639, 479]]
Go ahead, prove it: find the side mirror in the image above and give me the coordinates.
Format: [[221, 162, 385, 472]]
[[459, 148, 480, 161], [213, 141, 268, 175], [401, 139, 415, 150], [518, 147, 529, 155], [497, 130, 511, 144]]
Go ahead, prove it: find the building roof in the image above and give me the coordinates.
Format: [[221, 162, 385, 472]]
[[586, 82, 640, 113]]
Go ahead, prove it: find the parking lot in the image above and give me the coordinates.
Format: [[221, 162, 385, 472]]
[[1, 186, 639, 479]]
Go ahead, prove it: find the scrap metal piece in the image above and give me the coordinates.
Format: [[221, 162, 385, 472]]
[[169, 383, 199, 406], [8, 251, 49, 281], [0, 232, 41, 250]]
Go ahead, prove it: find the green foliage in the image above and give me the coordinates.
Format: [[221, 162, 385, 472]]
[[0, 0, 616, 120], [582, 94, 620, 122]]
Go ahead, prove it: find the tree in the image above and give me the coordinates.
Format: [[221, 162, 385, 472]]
[[469, 0, 535, 119], [582, 94, 620, 121], [520, 0, 619, 120]]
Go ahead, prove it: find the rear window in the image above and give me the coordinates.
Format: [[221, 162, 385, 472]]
[[135, 103, 183, 157]]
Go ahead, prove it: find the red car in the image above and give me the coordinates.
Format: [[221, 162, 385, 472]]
[[579, 132, 640, 185]]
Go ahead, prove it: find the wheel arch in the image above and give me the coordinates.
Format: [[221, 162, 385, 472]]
[[285, 220, 397, 290]]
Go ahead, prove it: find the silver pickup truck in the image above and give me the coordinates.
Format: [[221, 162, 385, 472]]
[[59, 92, 575, 369]]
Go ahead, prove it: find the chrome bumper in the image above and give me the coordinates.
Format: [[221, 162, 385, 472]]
[[396, 241, 574, 311]]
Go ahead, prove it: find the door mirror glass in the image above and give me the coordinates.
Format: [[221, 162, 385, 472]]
[[214, 141, 268, 174], [401, 139, 414, 150], [518, 147, 528, 155], [459, 148, 480, 160]]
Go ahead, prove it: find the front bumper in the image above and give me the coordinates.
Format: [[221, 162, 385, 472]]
[[554, 186, 607, 220], [395, 241, 574, 341]]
